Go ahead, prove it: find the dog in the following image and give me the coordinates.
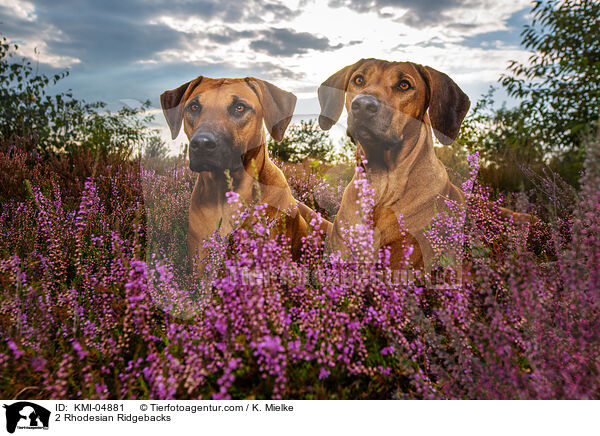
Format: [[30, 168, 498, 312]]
[[161, 76, 331, 276], [318, 58, 534, 275]]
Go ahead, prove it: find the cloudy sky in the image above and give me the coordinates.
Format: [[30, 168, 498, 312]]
[[0, 0, 533, 150]]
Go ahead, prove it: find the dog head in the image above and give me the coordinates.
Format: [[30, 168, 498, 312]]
[[161, 76, 296, 173], [318, 59, 470, 151]]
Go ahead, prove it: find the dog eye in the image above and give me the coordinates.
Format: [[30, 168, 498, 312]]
[[189, 103, 201, 112], [397, 80, 411, 91], [353, 75, 365, 86], [235, 103, 246, 113]]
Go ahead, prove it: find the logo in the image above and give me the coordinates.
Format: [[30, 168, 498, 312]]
[[3, 402, 50, 434]]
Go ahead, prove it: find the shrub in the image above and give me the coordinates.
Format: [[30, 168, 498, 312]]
[[274, 157, 348, 221], [268, 119, 335, 163], [0, 130, 598, 399], [0, 33, 155, 156]]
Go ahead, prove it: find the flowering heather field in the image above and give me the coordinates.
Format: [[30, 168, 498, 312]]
[[0, 133, 599, 400]]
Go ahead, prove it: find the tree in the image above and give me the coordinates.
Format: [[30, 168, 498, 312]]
[[0, 34, 155, 156], [500, 0, 600, 157], [455, 1, 599, 190], [268, 119, 334, 162]]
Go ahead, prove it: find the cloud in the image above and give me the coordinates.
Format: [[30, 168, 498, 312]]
[[328, 0, 465, 25], [206, 28, 259, 45], [24, 0, 299, 24], [0, 0, 303, 68], [260, 1, 302, 21], [250, 27, 342, 56], [160, 24, 345, 58], [327, 0, 530, 33], [0, 0, 36, 21]]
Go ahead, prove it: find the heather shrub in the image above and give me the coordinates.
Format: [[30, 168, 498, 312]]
[[0, 129, 599, 399], [420, 131, 600, 399], [274, 157, 349, 221], [141, 158, 194, 268]]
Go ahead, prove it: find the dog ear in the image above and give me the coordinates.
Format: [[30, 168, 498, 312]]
[[248, 78, 297, 142], [417, 65, 470, 145], [160, 76, 203, 140], [318, 59, 369, 131]]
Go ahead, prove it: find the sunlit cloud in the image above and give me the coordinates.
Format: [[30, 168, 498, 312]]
[[0, 0, 36, 21]]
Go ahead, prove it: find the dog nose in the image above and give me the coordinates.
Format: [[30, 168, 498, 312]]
[[351, 95, 380, 116], [190, 133, 217, 152]]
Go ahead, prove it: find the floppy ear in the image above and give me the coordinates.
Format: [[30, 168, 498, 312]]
[[160, 76, 203, 140], [247, 78, 297, 142], [417, 65, 470, 145], [318, 59, 369, 130]]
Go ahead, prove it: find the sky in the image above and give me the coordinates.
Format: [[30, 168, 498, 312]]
[[0, 0, 534, 152]]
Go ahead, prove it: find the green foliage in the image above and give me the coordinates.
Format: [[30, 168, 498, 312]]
[[457, 0, 599, 190], [457, 87, 547, 191], [501, 0, 600, 152], [268, 119, 334, 162], [0, 34, 155, 156], [144, 135, 170, 159], [333, 137, 358, 164], [499, 0, 599, 185], [434, 142, 471, 188]]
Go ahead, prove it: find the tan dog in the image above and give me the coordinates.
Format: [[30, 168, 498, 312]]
[[161, 76, 330, 275], [318, 59, 531, 273]]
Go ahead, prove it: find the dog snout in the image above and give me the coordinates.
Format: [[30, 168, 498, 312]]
[[351, 94, 380, 116], [190, 133, 218, 152]]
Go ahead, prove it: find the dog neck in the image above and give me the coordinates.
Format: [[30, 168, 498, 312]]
[[359, 120, 450, 218]]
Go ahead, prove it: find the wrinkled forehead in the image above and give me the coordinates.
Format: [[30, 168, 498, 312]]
[[355, 60, 423, 85], [186, 77, 259, 105]]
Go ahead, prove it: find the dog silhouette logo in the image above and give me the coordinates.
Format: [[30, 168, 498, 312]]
[[2, 402, 50, 434]]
